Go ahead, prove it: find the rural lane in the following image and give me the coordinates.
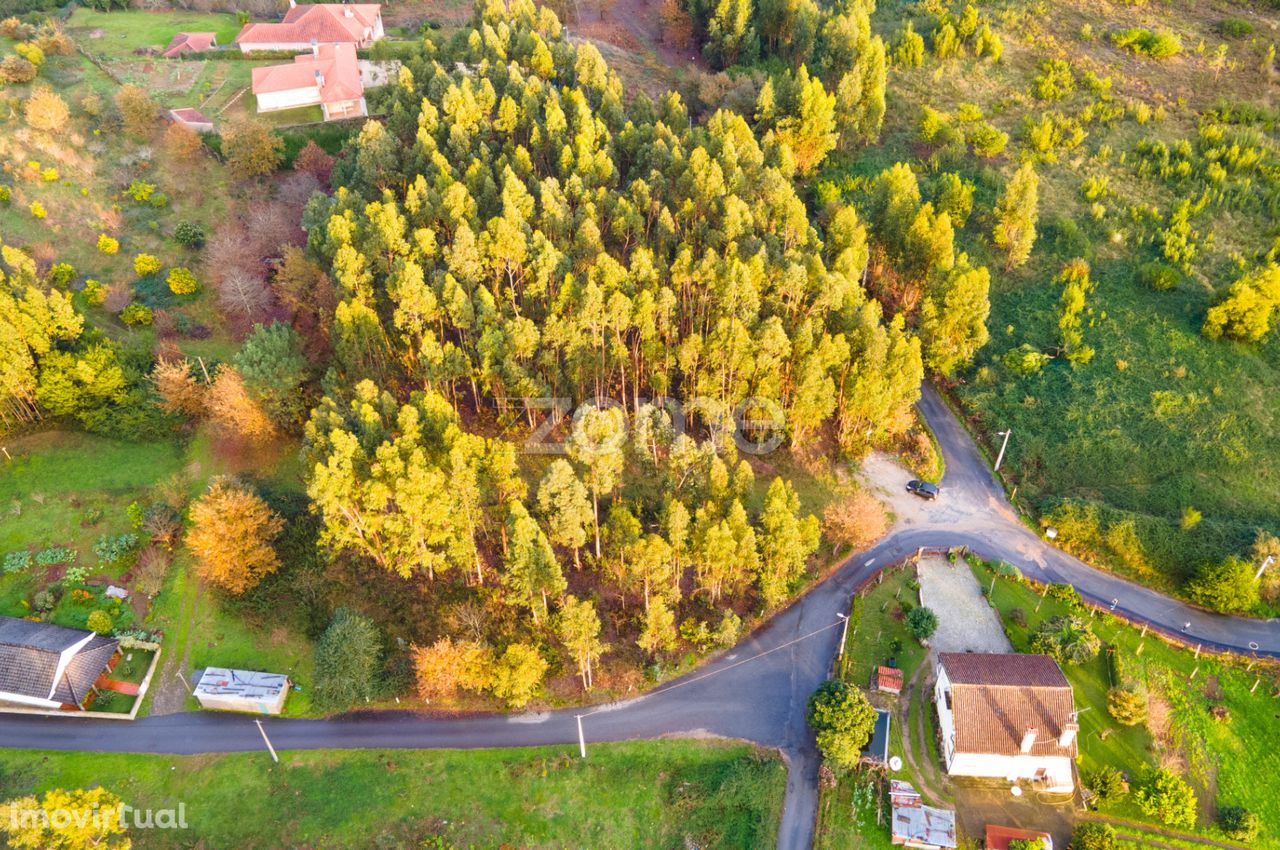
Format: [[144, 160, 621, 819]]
[[0, 384, 1275, 850]]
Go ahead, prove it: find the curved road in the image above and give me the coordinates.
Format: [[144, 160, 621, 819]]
[[1, 384, 1275, 849]]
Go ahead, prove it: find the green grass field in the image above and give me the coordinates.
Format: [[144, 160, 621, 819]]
[[66, 9, 243, 59], [0, 741, 786, 849], [971, 557, 1280, 847]]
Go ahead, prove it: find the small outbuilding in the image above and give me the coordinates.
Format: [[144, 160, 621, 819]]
[[889, 780, 957, 849], [168, 108, 215, 133], [163, 31, 218, 58], [874, 664, 904, 695], [194, 667, 289, 715]]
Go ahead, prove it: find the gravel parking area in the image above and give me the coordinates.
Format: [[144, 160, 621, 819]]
[[917, 555, 1012, 654]]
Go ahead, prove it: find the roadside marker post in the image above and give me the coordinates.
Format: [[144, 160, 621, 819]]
[[575, 715, 587, 760], [255, 719, 279, 764], [836, 613, 850, 660]]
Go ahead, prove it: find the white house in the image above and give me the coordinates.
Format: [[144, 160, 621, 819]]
[[934, 652, 1077, 791], [251, 42, 367, 121], [236, 2, 384, 53], [0, 616, 119, 711]]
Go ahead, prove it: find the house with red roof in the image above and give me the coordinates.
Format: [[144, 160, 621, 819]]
[[163, 31, 218, 58], [235, 1, 384, 53], [251, 42, 366, 121]]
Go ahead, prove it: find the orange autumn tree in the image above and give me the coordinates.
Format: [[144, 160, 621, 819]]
[[187, 480, 284, 593]]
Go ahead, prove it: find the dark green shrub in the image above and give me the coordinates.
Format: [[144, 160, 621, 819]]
[[1137, 260, 1179, 291], [1069, 822, 1116, 850], [1218, 805, 1259, 841], [1216, 18, 1254, 38], [1086, 765, 1127, 800]]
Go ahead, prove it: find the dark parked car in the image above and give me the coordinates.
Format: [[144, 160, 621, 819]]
[[906, 479, 940, 500]]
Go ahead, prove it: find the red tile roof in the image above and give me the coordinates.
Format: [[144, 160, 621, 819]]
[[875, 665, 904, 693], [939, 653, 1077, 759], [236, 4, 380, 45], [251, 42, 363, 104], [169, 107, 212, 125], [985, 824, 1052, 850], [163, 31, 217, 58]]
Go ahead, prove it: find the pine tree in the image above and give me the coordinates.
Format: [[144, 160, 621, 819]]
[[758, 477, 821, 606], [566, 404, 627, 558], [920, 256, 991, 376], [638, 595, 678, 656]]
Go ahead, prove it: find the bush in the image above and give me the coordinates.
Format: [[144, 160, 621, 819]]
[[1111, 28, 1182, 58], [3, 550, 32, 574], [82, 278, 106, 305], [120, 302, 153, 327], [1106, 685, 1147, 725], [173, 220, 205, 248], [312, 608, 381, 712], [28, 200, 45, 219], [0, 55, 36, 83], [166, 266, 198, 295], [133, 253, 161, 277], [126, 180, 155, 203], [1136, 769, 1197, 829], [907, 606, 938, 639], [1186, 556, 1260, 613], [93, 532, 139, 566], [96, 233, 119, 254], [1218, 805, 1259, 841], [1216, 18, 1254, 38], [46, 261, 74, 287], [34, 546, 73, 566], [86, 609, 113, 635], [1086, 765, 1127, 800], [1069, 822, 1116, 850], [1137, 260, 1179, 291], [1030, 614, 1100, 664]]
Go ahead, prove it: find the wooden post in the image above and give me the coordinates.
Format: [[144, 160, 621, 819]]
[[1136, 643, 1144, 656], [196, 356, 211, 384], [1189, 666, 1198, 681], [1251, 677, 1261, 693], [0, 447, 10, 461], [1140, 624, 1148, 638], [1194, 644, 1202, 659]]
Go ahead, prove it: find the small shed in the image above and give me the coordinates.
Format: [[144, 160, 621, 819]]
[[194, 667, 289, 715], [874, 665, 904, 695], [889, 780, 957, 849], [168, 108, 215, 133]]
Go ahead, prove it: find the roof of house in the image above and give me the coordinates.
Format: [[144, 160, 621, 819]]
[[236, 4, 380, 45], [168, 107, 213, 127], [985, 824, 1053, 850], [163, 31, 218, 57], [195, 667, 289, 700], [938, 652, 1077, 758], [875, 665, 904, 692], [890, 782, 957, 849], [0, 617, 119, 706], [251, 42, 363, 104]]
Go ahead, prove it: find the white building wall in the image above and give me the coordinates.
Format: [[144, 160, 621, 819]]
[[257, 86, 322, 112], [934, 665, 957, 769]]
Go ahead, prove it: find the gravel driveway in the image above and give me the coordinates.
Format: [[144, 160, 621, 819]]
[[917, 555, 1012, 653]]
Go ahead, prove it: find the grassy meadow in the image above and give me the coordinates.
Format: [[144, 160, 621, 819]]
[[0, 741, 786, 850], [809, 0, 1280, 595]]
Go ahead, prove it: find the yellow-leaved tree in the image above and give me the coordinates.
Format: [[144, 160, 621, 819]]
[[186, 479, 284, 593], [1, 787, 131, 849]]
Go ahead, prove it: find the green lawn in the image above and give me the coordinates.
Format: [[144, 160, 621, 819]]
[[66, 9, 243, 59], [0, 742, 786, 850], [971, 558, 1280, 847]]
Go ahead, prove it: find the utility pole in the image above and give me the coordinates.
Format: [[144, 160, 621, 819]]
[[994, 429, 1012, 472], [575, 715, 587, 759], [1256, 555, 1276, 582], [836, 613, 850, 659], [254, 719, 279, 764]]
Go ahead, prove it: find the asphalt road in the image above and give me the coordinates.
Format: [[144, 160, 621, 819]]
[[1, 384, 1275, 849]]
